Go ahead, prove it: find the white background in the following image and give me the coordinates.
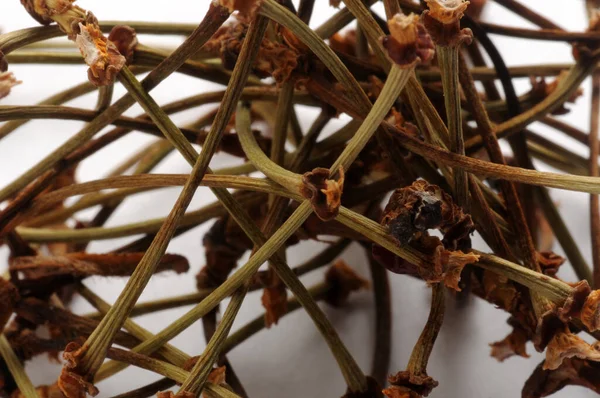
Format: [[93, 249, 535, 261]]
[[0, 1, 597, 397]]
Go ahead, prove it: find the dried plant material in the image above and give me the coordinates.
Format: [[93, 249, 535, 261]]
[[529, 73, 583, 115], [11, 382, 66, 398], [489, 324, 530, 362], [204, 21, 299, 83], [0, 278, 19, 331], [382, 14, 435, 66], [544, 328, 600, 370], [10, 252, 188, 280], [556, 280, 590, 322], [342, 376, 384, 398], [388, 370, 438, 397], [19, 0, 125, 85], [381, 180, 474, 249], [107, 25, 138, 64], [464, 0, 486, 18], [0, 72, 21, 100], [58, 342, 98, 398], [422, 0, 473, 47], [536, 251, 565, 277], [383, 385, 420, 398], [523, 349, 600, 398], [299, 167, 345, 221], [75, 23, 126, 86], [262, 284, 288, 327], [217, 0, 260, 19], [581, 289, 600, 332], [329, 0, 342, 8], [324, 260, 369, 307]]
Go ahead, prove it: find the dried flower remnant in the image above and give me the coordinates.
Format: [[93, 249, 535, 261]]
[[75, 23, 126, 86], [581, 289, 600, 332], [58, 342, 98, 398], [19, 0, 125, 85], [422, 0, 473, 47], [523, 352, 600, 398], [0, 278, 19, 331], [544, 328, 600, 370], [382, 13, 435, 67], [324, 260, 369, 307], [107, 26, 138, 64], [299, 168, 345, 221], [387, 370, 438, 397], [0, 72, 21, 100]]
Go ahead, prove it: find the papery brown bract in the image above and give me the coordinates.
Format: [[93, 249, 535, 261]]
[[523, 352, 600, 398], [324, 260, 369, 307], [261, 283, 288, 327], [0, 72, 21, 100], [581, 289, 600, 332], [544, 328, 600, 370], [556, 280, 590, 322], [536, 251, 565, 277], [489, 324, 530, 361]]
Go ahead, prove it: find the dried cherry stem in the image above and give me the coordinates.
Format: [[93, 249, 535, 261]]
[[77, 285, 190, 367], [437, 45, 469, 209], [17, 192, 263, 243], [105, 348, 238, 398], [365, 246, 392, 385], [590, 71, 600, 287], [0, 79, 97, 140], [0, 334, 37, 398], [70, 12, 267, 381], [177, 286, 249, 395], [479, 53, 600, 141], [0, 2, 229, 221], [97, 280, 330, 381], [406, 283, 445, 377]]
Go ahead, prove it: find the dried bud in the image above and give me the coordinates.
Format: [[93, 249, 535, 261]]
[[299, 167, 344, 221], [0, 72, 21, 100], [581, 289, 600, 332], [324, 260, 369, 307], [216, 0, 261, 19], [544, 328, 600, 370], [108, 25, 138, 64], [58, 342, 98, 398], [382, 13, 435, 67], [422, 0, 473, 47], [75, 23, 126, 86]]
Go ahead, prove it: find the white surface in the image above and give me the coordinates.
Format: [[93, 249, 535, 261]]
[[0, 1, 597, 397]]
